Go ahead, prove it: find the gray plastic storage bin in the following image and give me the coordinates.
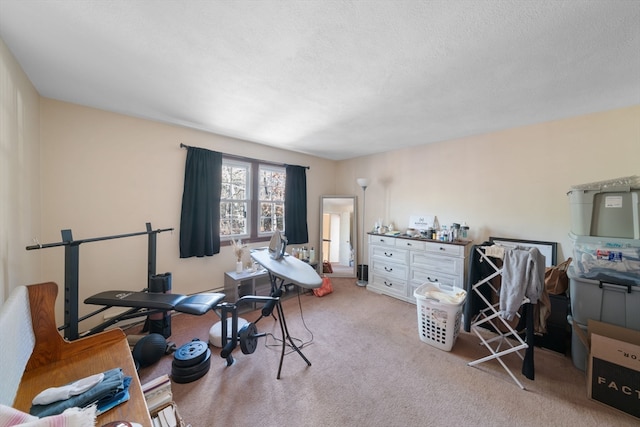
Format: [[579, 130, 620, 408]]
[[570, 233, 640, 286], [568, 266, 640, 331], [568, 315, 588, 371], [568, 185, 640, 239]]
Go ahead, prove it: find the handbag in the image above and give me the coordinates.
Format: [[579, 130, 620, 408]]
[[313, 276, 333, 297], [322, 262, 333, 273], [544, 258, 572, 295]]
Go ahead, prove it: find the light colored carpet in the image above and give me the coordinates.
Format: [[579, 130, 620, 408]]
[[135, 278, 637, 426]]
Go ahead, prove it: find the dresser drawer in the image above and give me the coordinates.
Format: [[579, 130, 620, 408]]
[[424, 241, 464, 257], [371, 274, 407, 297], [369, 234, 397, 247], [410, 251, 463, 276], [410, 268, 462, 289], [371, 245, 408, 264], [395, 238, 425, 250], [371, 259, 408, 280]]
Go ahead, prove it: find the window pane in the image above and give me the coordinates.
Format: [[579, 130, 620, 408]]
[[220, 201, 247, 236], [275, 204, 284, 231], [259, 167, 285, 201], [260, 202, 273, 232], [221, 160, 250, 237], [259, 201, 284, 233], [258, 166, 285, 235], [222, 164, 248, 200], [221, 182, 231, 199]]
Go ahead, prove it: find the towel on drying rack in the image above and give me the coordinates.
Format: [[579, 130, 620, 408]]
[[500, 247, 545, 321], [483, 245, 505, 259]]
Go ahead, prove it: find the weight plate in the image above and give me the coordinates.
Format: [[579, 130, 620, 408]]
[[171, 348, 211, 377], [172, 361, 210, 383], [172, 350, 211, 384], [239, 322, 259, 355], [173, 339, 209, 367]]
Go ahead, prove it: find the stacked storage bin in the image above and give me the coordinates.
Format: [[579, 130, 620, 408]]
[[566, 176, 640, 370]]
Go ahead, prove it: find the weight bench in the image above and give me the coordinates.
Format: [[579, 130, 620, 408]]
[[84, 290, 280, 371], [85, 290, 226, 316], [82, 290, 225, 340]]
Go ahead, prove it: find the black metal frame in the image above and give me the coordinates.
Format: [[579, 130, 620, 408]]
[[489, 236, 558, 267], [26, 222, 173, 340], [217, 272, 311, 379]]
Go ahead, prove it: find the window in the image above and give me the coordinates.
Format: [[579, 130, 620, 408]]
[[220, 157, 285, 242], [220, 159, 249, 237], [258, 165, 285, 235]]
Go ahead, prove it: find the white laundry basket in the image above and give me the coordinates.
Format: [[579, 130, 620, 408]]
[[414, 282, 467, 351]]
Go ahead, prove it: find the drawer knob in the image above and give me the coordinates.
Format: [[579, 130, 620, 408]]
[[384, 252, 393, 257], [439, 247, 445, 251], [427, 277, 439, 282], [384, 267, 393, 272], [384, 281, 393, 287]]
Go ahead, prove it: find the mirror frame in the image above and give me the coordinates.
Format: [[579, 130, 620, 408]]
[[319, 195, 358, 278]]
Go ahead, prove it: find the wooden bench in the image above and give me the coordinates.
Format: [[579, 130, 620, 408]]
[[2, 282, 152, 426]]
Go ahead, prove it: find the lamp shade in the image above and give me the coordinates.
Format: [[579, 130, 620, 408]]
[[357, 178, 370, 188]]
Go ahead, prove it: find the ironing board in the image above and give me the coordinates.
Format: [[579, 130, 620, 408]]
[[251, 249, 323, 289], [251, 248, 322, 378]]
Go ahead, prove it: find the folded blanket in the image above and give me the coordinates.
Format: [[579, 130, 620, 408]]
[[32, 373, 104, 406], [30, 368, 129, 418]]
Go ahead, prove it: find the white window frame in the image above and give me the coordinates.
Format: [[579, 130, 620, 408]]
[[220, 157, 286, 243], [220, 159, 251, 241], [257, 164, 286, 238]]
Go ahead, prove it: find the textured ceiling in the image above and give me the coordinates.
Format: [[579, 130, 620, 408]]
[[1, 0, 639, 160]]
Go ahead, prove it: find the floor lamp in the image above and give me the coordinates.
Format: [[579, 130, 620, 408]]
[[356, 178, 370, 287]]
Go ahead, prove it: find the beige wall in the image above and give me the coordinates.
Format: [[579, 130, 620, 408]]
[[337, 106, 640, 266], [0, 38, 41, 302], [39, 99, 337, 325]]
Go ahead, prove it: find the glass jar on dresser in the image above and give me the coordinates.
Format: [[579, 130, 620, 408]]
[[367, 233, 471, 303]]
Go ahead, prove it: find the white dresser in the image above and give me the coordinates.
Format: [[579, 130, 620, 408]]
[[367, 233, 471, 304]]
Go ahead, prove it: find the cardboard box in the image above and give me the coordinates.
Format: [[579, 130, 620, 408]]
[[574, 319, 640, 419]]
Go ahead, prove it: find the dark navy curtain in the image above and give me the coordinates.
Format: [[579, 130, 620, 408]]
[[179, 147, 222, 258], [284, 165, 308, 244]]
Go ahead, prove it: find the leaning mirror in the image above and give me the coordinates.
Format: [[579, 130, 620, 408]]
[[319, 195, 357, 278]]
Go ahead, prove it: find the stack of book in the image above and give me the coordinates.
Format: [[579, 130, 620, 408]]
[[152, 404, 180, 427], [141, 375, 173, 417]]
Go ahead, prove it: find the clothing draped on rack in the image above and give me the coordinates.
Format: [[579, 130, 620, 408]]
[[500, 246, 545, 320], [465, 242, 548, 330], [464, 242, 549, 385]]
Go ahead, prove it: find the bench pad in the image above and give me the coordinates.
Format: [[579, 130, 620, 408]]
[[85, 291, 225, 315], [175, 293, 225, 315]]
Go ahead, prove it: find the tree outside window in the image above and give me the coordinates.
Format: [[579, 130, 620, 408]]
[[220, 158, 285, 242], [259, 165, 285, 235], [221, 160, 249, 237]]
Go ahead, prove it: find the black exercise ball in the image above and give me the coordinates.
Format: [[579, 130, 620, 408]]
[[132, 333, 166, 367]]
